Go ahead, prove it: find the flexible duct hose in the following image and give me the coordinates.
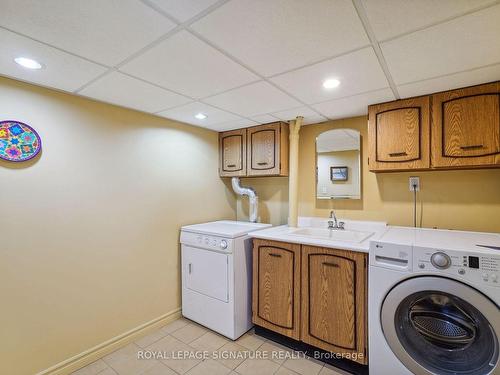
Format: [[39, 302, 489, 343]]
[[231, 177, 259, 223]]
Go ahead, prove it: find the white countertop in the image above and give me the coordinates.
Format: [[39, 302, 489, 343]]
[[249, 217, 388, 253], [249, 218, 500, 254]]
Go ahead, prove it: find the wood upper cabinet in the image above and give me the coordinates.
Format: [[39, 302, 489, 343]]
[[219, 129, 246, 177], [252, 239, 300, 339], [431, 82, 500, 168], [301, 246, 367, 365], [367, 81, 500, 172], [368, 96, 430, 171], [218, 122, 289, 177], [247, 122, 289, 176]]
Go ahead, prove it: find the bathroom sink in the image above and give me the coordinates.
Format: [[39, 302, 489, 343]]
[[289, 227, 374, 243]]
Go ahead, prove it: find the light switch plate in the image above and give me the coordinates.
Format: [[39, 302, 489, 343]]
[[409, 176, 420, 192]]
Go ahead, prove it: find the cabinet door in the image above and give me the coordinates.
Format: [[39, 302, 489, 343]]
[[247, 122, 288, 176], [431, 82, 500, 168], [219, 129, 246, 177], [368, 97, 430, 171], [301, 246, 367, 365], [252, 239, 300, 339]]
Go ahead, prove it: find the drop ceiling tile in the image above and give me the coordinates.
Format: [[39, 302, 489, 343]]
[[120, 31, 258, 99], [362, 0, 496, 41], [203, 81, 301, 117], [210, 119, 259, 132], [157, 102, 241, 127], [79, 72, 191, 113], [146, 0, 220, 22], [191, 0, 369, 76], [0, 0, 176, 66], [272, 106, 327, 125], [250, 114, 280, 124], [271, 48, 389, 104], [312, 88, 395, 120], [381, 5, 500, 85], [397, 63, 500, 98], [0, 28, 106, 92]]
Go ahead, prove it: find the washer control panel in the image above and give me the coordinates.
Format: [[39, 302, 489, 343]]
[[414, 246, 500, 286], [180, 231, 234, 253]]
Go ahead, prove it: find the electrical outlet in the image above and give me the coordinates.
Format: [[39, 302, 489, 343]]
[[409, 176, 420, 192]]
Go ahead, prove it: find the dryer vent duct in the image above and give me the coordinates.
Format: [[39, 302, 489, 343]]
[[231, 177, 258, 223]]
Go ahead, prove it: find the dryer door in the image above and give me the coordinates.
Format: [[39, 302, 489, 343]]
[[182, 245, 229, 302], [381, 276, 499, 375]]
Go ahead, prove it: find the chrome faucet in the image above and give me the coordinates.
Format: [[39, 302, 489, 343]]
[[328, 210, 345, 230]]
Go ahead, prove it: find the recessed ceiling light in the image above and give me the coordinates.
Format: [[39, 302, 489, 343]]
[[322, 78, 340, 89], [14, 57, 43, 70], [195, 113, 207, 120]]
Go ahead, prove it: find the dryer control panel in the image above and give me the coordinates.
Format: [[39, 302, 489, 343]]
[[180, 231, 234, 253], [414, 246, 500, 286]]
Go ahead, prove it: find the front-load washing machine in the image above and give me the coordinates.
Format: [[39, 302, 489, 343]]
[[369, 227, 500, 375]]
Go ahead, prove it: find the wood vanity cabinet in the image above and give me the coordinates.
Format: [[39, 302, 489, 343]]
[[301, 246, 367, 365], [368, 96, 430, 171], [219, 129, 246, 177], [252, 239, 301, 339], [431, 82, 500, 169], [252, 240, 368, 365], [247, 122, 289, 176], [219, 122, 289, 177]]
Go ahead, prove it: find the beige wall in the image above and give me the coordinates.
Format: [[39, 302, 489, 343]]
[[0, 77, 235, 375], [238, 116, 500, 232], [236, 177, 289, 226]]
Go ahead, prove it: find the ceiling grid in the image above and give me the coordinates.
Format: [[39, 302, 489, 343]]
[[0, 0, 498, 130]]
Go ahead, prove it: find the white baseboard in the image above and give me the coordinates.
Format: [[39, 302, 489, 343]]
[[37, 307, 182, 375]]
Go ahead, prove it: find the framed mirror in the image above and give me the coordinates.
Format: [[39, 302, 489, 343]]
[[316, 129, 361, 200]]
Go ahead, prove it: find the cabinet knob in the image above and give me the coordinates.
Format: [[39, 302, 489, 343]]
[[257, 162, 268, 166], [388, 152, 407, 157], [226, 164, 236, 168], [322, 262, 339, 268], [460, 145, 483, 150]]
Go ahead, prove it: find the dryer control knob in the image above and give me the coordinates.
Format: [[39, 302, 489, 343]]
[[431, 252, 451, 269], [220, 240, 228, 250]]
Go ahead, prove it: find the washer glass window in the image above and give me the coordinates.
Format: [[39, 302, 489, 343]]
[[381, 277, 499, 375], [396, 291, 497, 374]]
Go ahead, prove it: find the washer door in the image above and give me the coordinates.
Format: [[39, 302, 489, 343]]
[[381, 277, 499, 375]]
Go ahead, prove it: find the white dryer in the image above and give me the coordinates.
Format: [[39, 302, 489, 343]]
[[180, 221, 271, 340], [369, 227, 500, 375]]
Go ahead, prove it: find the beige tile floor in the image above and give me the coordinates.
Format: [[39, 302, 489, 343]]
[[72, 318, 350, 375]]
